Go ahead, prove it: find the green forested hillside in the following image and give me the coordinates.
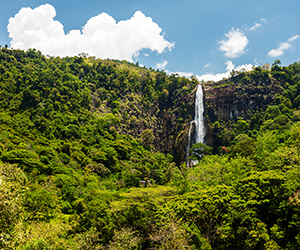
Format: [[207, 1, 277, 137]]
[[0, 48, 300, 249]]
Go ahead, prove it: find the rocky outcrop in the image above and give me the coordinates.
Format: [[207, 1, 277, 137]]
[[202, 73, 283, 123]]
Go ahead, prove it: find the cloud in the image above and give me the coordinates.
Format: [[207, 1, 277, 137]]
[[197, 61, 253, 82], [219, 28, 249, 58], [234, 63, 253, 72], [166, 61, 253, 82], [204, 63, 211, 68], [164, 69, 193, 78], [7, 4, 174, 61], [198, 72, 228, 82], [165, 61, 253, 81], [156, 60, 168, 70], [268, 43, 291, 57], [174, 72, 194, 78], [249, 22, 261, 31], [268, 35, 299, 57], [225, 61, 235, 71], [288, 35, 300, 42], [248, 18, 268, 31]]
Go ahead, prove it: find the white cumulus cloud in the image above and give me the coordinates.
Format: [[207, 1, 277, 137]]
[[173, 71, 194, 78], [7, 4, 174, 61], [197, 61, 253, 82], [225, 61, 235, 72], [268, 35, 299, 57], [219, 28, 249, 58], [164, 69, 194, 78], [156, 60, 168, 70]]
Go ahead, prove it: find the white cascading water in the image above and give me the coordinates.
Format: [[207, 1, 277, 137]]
[[186, 84, 205, 166], [194, 84, 205, 144]]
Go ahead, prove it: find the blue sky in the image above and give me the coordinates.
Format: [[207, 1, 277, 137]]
[[0, 0, 299, 81]]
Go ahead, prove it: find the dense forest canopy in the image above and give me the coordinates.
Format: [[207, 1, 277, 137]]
[[0, 48, 300, 249]]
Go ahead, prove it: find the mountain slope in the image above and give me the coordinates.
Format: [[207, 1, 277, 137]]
[[1, 49, 300, 249]]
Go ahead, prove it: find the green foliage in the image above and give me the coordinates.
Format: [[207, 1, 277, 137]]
[[1, 149, 47, 173], [0, 163, 25, 248], [165, 185, 241, 247], [1, 49, 300, 249], [230, 134, 256, 156], [23, 185, 60, 221], [189, 142, 213, 161], [265, 105, 281, 119]]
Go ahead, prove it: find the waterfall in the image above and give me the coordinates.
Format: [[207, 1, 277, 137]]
[[186, 84, 205, 166], [194, 84, 205, 144]]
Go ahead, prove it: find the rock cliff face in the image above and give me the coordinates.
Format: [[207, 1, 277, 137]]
[[199, 71, 283, 147], [203, 73, 283, 123], [163, 89, 196, 164]]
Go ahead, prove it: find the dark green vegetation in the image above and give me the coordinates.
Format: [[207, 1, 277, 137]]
[[0, 48, 300, 249]]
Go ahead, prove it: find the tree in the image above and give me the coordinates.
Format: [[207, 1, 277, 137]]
[[189, 143, 213, 161], [230, 134, 256, 156], [236, 170, 288, 226], [140, 129, 154, 150], [166, 185, 240, 247], [0, 163, 25, 248]]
